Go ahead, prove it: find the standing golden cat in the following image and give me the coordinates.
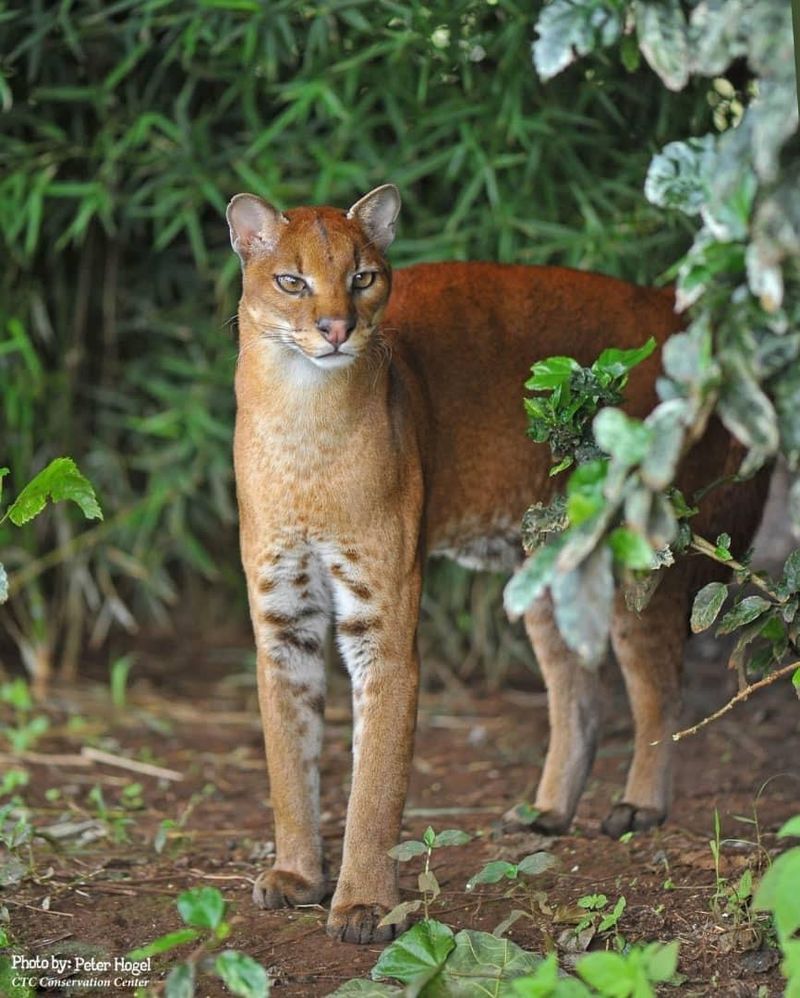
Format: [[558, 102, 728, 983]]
[[227, 185, 766, 944]]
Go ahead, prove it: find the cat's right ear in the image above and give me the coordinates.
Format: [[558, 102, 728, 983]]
[[227, 194, 288, 263]]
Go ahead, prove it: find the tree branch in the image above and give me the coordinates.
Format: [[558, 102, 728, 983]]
[[671, 660, 800, 742]]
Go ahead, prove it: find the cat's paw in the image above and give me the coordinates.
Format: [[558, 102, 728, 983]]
[[601, 803, 666, 839], [326, 903, 402, 944], [252, 868, 327, 909]]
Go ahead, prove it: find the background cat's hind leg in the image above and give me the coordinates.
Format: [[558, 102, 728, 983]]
[[504, 593, 603, 835], [603, 582, 687, 838]]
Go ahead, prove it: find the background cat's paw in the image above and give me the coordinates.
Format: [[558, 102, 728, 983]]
[[326, 903, 401, 944], [501, 805, 571, 836], [601, 803, 666, 838], [252, 868, 327, 909]]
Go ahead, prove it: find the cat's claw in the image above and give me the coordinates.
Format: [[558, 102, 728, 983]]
[[326, 903, 402, 944]]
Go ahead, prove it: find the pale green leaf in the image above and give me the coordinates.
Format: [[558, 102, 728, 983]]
[[6, 458, 102, 526]]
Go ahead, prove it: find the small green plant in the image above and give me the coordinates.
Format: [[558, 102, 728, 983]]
[[333, 919, 678, 998], [128, 886, 269, 998], [153, 785, 216, 856], [573, 893, 627, 949], [86, 785, 133, 844], [109, 654, 136, 709], [466, 851, 559, 892], [753, 815, 800, 996], [382, 826, 471, 927], [512, 942, 679, 998], [0, 679, 49, 752], [0, 912, 35, 998], [0, 800, 34, 888]]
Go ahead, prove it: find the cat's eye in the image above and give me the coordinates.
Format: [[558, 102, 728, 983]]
[[275, 274, 307, 294], [352, 271, 376, 290]]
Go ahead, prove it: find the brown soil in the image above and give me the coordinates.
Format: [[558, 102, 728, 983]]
[[3, 626, 798, 998]]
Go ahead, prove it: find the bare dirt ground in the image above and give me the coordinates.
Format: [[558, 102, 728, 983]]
[[3, 467, 799, 996], [2, 626, 799, 997]]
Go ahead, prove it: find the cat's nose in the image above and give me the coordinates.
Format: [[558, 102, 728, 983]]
[[316, 316, 356, 347]]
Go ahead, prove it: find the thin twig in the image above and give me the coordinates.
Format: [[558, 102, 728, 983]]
[[689, 534, 785, 602], [672, 660, 799, 742], [81, 746, 183, 781]]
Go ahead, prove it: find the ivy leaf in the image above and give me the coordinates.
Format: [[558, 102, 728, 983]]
[[425, 929, 541, 997], [717, 354, 780, 459], [634, 0, 689, 91], [214, 951, 270, 998], [6, 458, 102, 526], [716, 595, 771, 636], [687, 0, 748, 76], [608, 528, 654, 570], [644, 136, 716, 215], [504, 542, 561, 618], [782, 551, 800, 594], [371, 920, 455, 986], [552, 543, 614, 666], [691, 582, 728, 633], [593, 409, 652, 466], [640, 400, 691, 490], [532, 1, 623, 81]]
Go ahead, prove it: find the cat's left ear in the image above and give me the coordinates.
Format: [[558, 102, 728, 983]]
[[347, 184, 401, 251]]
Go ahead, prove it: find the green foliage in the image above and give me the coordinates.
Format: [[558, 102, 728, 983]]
[[508, 0, 800, 674], [754, 815, 800, 996], [339, 916, 679, 998], [524, 340, 656, 473], [689, 545, 800, 678], [369, 921, 542, 996], [384, 826, 472, 924], [0, 0, 704, 674], [466, 851, 559, 890], [128, 886, 269, 997]]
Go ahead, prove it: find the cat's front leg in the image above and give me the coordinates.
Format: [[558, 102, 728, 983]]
[[324, 548, 422, 943], [248, 547, 331, 909]]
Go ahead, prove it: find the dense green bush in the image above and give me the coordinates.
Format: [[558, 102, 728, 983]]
[[0, 0, 708, 681]]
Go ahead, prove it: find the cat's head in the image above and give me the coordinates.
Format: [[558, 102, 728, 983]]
[[227, 185, 400, 371]]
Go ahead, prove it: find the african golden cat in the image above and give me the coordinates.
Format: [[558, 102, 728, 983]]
[[227, 185, 767, 945]]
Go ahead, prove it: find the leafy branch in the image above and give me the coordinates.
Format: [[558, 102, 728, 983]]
[[505, 0, 800, 704], [0, 459, 102, 605]]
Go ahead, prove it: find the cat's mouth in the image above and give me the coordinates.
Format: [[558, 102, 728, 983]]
[[310, 349, 357, 369]]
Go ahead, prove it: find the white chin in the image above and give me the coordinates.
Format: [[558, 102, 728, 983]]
[[309, 352, 357, 369]]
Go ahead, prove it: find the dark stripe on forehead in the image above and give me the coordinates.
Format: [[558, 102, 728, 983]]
[[314, 212, 331, 246]]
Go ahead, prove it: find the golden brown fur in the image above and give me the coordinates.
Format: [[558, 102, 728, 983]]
[[227, 186, 767, 944]]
